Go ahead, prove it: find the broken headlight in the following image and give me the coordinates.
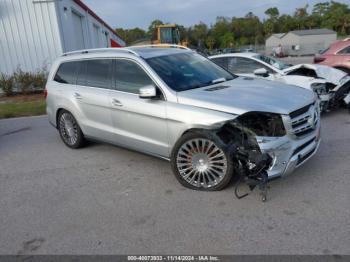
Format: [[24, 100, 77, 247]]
[[311, 82, 328, 95], [235, 112, 286, 137]]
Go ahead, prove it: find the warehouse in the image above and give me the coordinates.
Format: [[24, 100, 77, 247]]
[[0, 0, 125, 75], [265, 29, 337, 56]]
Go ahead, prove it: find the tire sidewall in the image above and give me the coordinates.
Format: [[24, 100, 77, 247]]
[[58, 110, 84, 149]]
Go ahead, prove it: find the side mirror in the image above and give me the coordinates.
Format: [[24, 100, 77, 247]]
[[254, 68, 269, 77], [139, 85, 157, 99]]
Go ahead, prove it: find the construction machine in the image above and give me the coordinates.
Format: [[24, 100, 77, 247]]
[[132, 24, 187, 46]]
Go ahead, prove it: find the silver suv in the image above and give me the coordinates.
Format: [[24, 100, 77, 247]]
[[46, 45, 321, 191]]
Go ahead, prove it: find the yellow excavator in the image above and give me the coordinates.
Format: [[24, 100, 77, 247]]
[[132, 24, 188, 46], [153, 24, 183, 45]]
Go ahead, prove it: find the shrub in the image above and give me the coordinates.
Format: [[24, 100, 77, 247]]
[[14, 68, 34, 95], [31, 69, 47, 92], [13, 67, 48, 94], [0, 74, 15, 96]]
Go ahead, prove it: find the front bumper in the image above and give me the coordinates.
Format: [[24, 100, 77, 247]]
[[256, 119, 321, 179]]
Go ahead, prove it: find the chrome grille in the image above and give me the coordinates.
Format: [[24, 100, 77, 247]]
[[289, 103, 319, 138]]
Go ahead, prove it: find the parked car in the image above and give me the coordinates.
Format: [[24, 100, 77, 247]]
[[314, 38, 350, 74], [209, 52, 350, 112], [46, 46, 321, 191]]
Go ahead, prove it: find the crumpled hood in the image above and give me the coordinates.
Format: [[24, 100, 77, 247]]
[[177, 77, 316, 115], [283, 64, 347, 85]]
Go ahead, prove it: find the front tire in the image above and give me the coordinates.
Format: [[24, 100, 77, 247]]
[[58, 110, 85, 149], [171, 131, 234, 191]]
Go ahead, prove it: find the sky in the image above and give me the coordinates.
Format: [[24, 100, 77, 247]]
[[83, 0, 350, 30]]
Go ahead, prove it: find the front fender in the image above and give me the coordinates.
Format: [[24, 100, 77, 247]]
[[166, 102, 237, 150]]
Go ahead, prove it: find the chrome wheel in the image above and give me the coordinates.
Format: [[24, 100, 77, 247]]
[[176, 138, 228, 188], [59, 112, 78, 146]]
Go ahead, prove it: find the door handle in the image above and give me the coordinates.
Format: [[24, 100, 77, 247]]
[[112, 98, 123, 107], [74, 92, 82, 100]]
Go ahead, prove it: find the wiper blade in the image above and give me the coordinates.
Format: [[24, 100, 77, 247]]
[[211, 77, 226, 84]]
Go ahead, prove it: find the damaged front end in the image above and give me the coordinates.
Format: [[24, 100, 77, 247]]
[[311, 77, 350, 112], [328, 76, 350, 112], [214, 112, 287, 201], [286, 65, 350, 112], [212, 107, 320, 201]]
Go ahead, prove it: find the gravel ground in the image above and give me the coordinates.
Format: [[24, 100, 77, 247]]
[[0, 110, 349, 255]]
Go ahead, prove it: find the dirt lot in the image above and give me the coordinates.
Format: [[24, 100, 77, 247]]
[[0, 110, 349, 255]]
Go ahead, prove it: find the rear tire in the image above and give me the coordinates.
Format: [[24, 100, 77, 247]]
[[171, 131, 234, 191], [58, 110, 85, 149]]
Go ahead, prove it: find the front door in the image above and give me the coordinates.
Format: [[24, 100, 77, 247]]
[[109, 59, 169, 157]]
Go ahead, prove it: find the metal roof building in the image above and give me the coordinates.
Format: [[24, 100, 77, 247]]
[[266, 28, 337, 56], [0, 0, 125, 75]]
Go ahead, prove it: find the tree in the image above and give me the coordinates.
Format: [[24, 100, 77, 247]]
[[114, 1, 350, 49], [294, 5, 309, 29], [115, 27, 147, 45], [189, 22, 208, 47], [205, 36, 215, 49], [211, 17, 231, 48], [148, 19, 164, 36], [220, 32, 234, 48], [265, 7, 279, 20], [263, 7, 280, 35]]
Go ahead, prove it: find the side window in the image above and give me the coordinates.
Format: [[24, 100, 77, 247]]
[[77, 59, 112, 89], [227, 57, 271, 74], [211, 57, 228, 70], [76, 60, 87, 86], [54, 62, 79, 84], [338, 46, 350, 54], [115, 59, 153, 94]]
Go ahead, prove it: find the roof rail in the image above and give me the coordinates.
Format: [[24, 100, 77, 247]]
[[62, 47, 140, 57], [130, 44, 191, 50]]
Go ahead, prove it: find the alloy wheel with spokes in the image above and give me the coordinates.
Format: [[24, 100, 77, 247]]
[[172, 134, 233, 190], [58, 111, 85, 148]]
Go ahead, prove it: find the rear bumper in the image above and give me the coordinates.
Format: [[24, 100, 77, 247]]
[[257, 122, 321, 179]]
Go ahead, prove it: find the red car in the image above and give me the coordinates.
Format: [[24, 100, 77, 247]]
[[314, 38, 350, 74]]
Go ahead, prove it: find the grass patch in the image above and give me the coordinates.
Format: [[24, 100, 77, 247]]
[[0, 94, 46, 119]]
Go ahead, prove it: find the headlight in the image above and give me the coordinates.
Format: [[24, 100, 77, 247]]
[[311, 83, 327, 95], [235, 112, 286, 137]]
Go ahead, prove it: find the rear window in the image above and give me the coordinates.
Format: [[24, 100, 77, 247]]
[[54, 61, 79, 84], [76, 59, 112, 89]]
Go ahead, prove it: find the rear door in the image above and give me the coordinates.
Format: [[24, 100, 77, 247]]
[[109, 58, 169, 157], [74, 59, 114, 141]]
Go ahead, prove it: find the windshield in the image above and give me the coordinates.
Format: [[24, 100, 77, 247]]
[[146, 52, 236, 92], [254, 54, 290, 70]]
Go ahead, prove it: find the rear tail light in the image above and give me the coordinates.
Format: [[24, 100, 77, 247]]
[[314, 56, 326, 63], [44, 88, 48, 99]]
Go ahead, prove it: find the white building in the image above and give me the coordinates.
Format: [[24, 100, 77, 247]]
[[0, 0, 125, 75], [266, 29, 337, 56]]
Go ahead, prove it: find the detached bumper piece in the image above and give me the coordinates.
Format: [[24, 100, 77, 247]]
[[234, 149, 272, 202]]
